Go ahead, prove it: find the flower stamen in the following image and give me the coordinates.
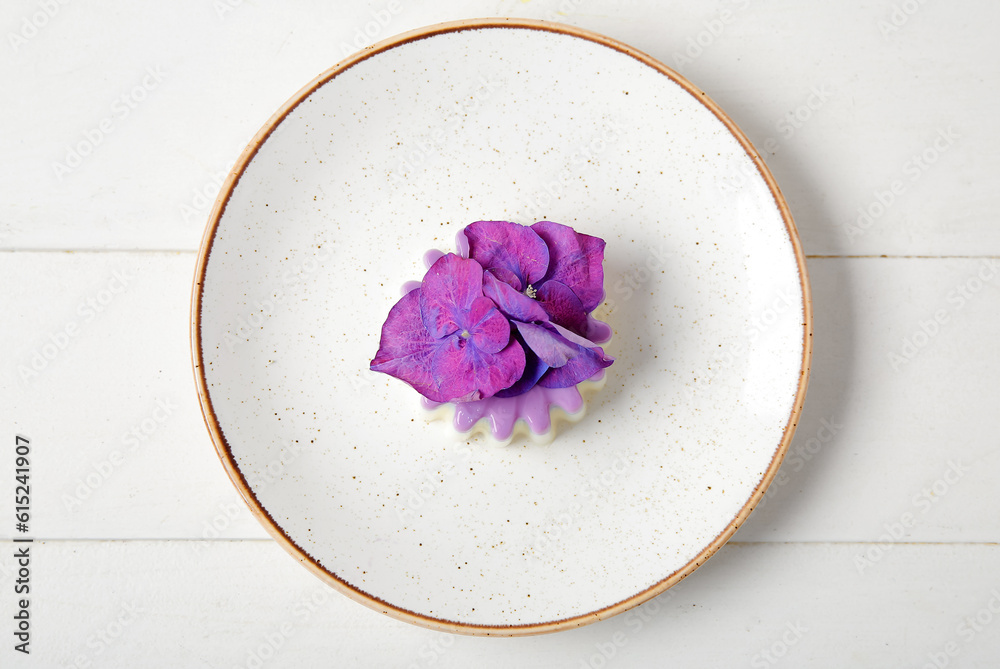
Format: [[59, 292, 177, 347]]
[[524, 284, 537, 299]]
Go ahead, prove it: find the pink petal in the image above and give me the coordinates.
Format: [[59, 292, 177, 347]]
[[493, 330, 549, 398], [548, 321, 601, 348], [483, 272, 549, 323], [370, 289, 450, 401], [538, 342, 613, 388], [432, 336, 526, 401], [429, 337, 476, 400], [465, 221, 549, 289], [419, 254, 485, 339], [513, 321, 578, 368], [486, 266, 523, 292], [531, 220, 606, 312], [512, 321, 613, 389], [536, 280, 589, 337], [528, 322, 614, 389], [467, 296, 510, 354]]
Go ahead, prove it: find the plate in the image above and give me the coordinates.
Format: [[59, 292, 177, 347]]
[[191, 18, 811, 636]]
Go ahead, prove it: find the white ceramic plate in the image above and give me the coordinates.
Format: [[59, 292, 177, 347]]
[[192, 19, 811, 636]]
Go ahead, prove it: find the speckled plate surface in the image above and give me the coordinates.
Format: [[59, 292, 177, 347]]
[[192, 18, 811, 636]]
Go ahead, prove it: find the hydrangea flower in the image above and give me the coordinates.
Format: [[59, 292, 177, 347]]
[[371, 222, 613, 403]]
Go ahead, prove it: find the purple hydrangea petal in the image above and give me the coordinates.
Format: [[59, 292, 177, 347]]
[[486, 266, 523, 292], [465, 221, 550, 288], [483, 272, 549, 324], [513, 321, 578, 368], [432, 335, 526, 402], [428, 337, 475, 400], [370, 289, 450, 402], [547, 321, 603, 349], [481, 338, 528, 398], [524, 322, 614, 389], [419, 254, 485, 339], [493, 330, 549, 398], [537, 340, 613, 389], [531, 220, 606, 312], [467, 296, 510, 354], [535, 280, 589, 337]]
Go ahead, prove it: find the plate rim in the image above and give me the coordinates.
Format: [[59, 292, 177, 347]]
[[189, 16, 814, 637]]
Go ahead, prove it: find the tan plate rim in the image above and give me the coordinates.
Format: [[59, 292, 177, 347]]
[[189, 17, 814, 637]]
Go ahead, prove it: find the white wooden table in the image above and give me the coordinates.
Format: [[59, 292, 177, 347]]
[[3, 1, 999, 666]]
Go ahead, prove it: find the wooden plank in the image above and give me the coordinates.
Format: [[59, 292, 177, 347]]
[[1, 1, 997, 255], [0, 540, 998, 667], [2, 251, 268, 540]]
